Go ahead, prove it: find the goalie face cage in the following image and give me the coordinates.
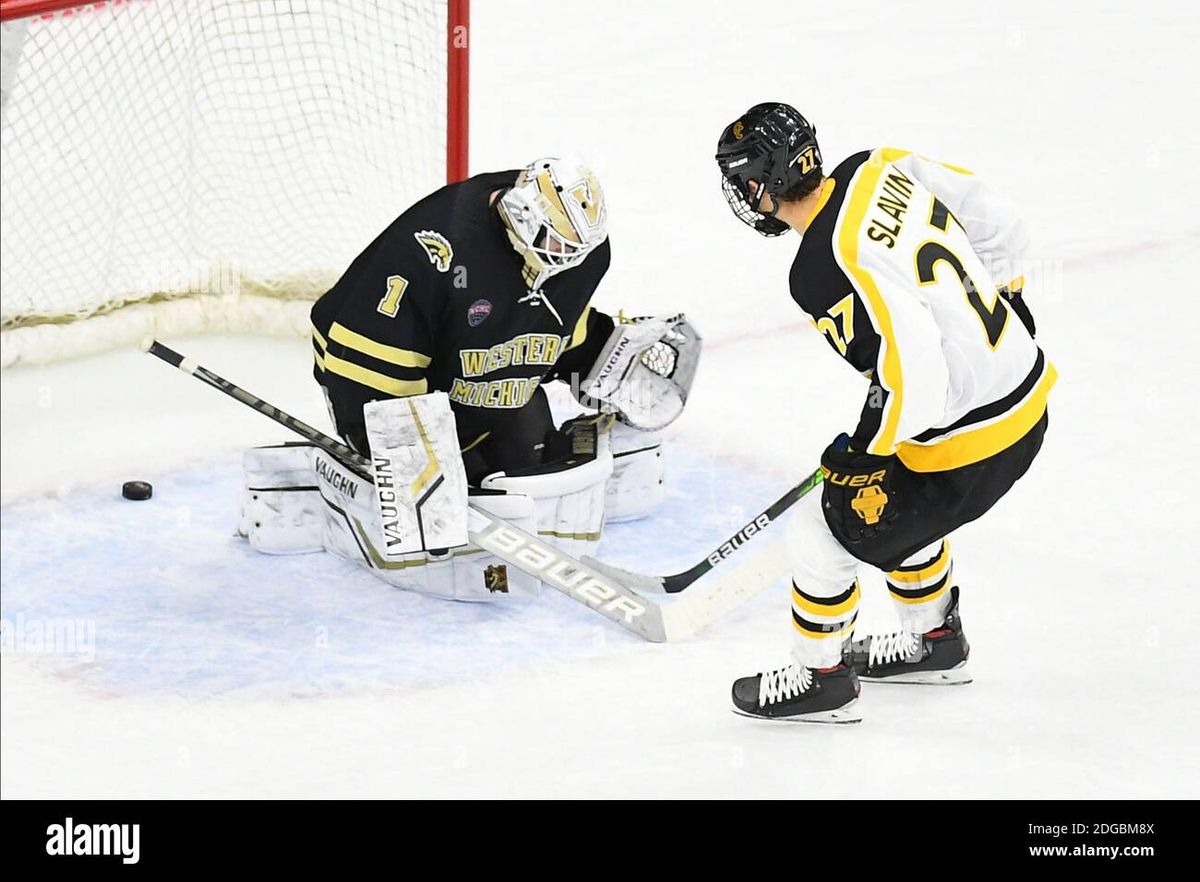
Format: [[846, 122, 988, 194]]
[[0, 0, 469, 367]]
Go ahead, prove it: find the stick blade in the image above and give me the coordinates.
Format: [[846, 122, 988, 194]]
[[580, 556, 667, 594]]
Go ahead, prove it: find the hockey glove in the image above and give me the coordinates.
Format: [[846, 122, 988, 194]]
[[820, 433, 898, 544]]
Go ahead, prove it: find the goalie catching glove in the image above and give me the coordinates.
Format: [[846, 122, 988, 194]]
[[580, 313, 701, 430]]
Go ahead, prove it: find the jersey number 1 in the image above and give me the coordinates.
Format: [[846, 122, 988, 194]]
[[377, 274, 409, 318]]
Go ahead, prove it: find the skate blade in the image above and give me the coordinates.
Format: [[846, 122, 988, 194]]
[[731, 698, 863, 724], [862, 663, 972, 686]]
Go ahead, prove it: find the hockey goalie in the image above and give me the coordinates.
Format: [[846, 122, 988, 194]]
[[236, 157, 701, 602]]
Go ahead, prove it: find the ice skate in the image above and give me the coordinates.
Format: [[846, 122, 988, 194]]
[[844, 586, 972, 684], [731, 661, 862, 723]]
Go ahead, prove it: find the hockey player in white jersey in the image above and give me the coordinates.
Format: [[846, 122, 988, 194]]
[[715, 103, 1055, 722]]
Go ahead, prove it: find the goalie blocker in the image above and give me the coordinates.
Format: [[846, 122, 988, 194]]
[[240, 392, 615, 601]]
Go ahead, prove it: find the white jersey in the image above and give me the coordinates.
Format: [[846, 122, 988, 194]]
[[789, 147, 1056, 472]]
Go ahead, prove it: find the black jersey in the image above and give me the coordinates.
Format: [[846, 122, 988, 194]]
[[311, 170, 613, 454]]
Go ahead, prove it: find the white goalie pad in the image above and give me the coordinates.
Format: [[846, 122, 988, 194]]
[[605, 422, 665, 523], [364, 392, 469, 557], [481, 430, 613, 559], [238, 443, 324, 554], [581, 313, 701, 431], [311, 446, 540, 602]]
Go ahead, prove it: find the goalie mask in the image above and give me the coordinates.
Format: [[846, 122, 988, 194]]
[[497, 157, 608, 291]]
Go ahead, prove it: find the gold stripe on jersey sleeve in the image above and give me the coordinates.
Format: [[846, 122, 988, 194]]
[[329, 322, 432, 369], [312, 326, 328, 371], [563, 306, 591, 352], [837, 149, 904, 455], [322, 352, 429, 397], [898, 362, 1057, 472]]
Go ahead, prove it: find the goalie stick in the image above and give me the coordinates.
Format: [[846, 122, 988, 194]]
[[581, 467, 824, 594], [142, 338, 790, 642]]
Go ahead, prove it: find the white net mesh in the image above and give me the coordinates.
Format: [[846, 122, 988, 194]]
[[0, 0, 448, 366]]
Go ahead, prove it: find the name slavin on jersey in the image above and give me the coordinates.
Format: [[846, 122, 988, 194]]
[[315, 456, 357, 498], [450, 375, 542, 409], [458, 332, 569, 377], [865, 166, 915, 249]]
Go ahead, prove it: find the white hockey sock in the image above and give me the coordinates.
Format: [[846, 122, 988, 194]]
[[790, 579, 860, 669], [885, 539, 954, 633]]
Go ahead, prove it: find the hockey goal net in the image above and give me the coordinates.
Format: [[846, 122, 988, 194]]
[[0, 0, 468, 367]]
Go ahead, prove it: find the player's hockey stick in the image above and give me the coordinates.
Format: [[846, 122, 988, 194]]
[[582, 468, 823, 593], [143, 338, 774, 642]]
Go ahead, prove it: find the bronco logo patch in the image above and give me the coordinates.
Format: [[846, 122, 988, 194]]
[[414, 230, 453, 272]]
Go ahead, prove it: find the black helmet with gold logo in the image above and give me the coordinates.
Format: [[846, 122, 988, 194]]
[[715, 102, 822, 237]]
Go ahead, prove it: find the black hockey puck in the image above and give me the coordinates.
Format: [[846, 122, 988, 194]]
[[122, 481, 153, 501]]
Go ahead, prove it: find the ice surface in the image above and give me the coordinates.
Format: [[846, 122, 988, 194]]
[[3, 0, 1199, 798], [1, 448, 793, 698]]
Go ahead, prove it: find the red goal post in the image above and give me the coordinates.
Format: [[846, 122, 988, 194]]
[[0, 0, 469, 366]]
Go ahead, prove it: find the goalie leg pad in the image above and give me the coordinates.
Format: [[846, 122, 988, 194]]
[[605, 421, 665, 523], [312, 447, 541, 601], [238, 443, 324, 554], [481, 435, 613, 559], [364, 392, 469, 558]]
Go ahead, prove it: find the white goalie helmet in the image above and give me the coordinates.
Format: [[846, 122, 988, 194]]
[[497, 156, 609, 290]]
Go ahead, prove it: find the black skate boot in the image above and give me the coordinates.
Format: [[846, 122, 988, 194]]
[[731, 662, 861, 723], [844, 585, 971, 684]]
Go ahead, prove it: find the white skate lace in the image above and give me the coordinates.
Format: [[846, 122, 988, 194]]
[[758, 664, 813, 705], [867, 630, 921, 667]]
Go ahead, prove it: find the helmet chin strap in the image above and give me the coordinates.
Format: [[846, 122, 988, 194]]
[[749, 180, 781, 219]]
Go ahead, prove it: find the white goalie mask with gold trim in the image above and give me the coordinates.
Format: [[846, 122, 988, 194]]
[[497, 157, 608, 291]]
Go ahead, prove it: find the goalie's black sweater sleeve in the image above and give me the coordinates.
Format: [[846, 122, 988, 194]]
[[544, 307, 615, 384], [311, 170, 612, 454]]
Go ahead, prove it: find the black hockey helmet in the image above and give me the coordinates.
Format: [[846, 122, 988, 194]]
[[715, 102, 822, 236]]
